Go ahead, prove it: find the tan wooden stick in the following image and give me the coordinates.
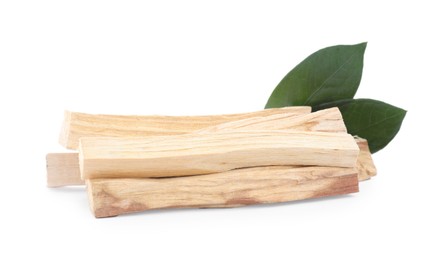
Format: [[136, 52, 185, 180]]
[[46, 153, 82, 187], [79, 131, 359, 179], [60, 106, 311, 149], [196, 107, 346, 133], [87, 166, 359, 218], [47, 138, 375, 187]]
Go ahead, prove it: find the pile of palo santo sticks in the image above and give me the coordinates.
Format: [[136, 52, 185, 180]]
[[46, 107, 376, 218]]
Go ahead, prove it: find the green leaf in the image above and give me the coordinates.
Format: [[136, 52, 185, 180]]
[[314, 99, 407, 153], [265, 42, 367, 108]]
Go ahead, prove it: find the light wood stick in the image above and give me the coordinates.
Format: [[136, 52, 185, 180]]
[[355, 137, 377, 181], [47, 138, 373, 187], [46, 153, 83, 187], [86, 166, 359, 218], [60, 107, 311, 149], [196, 107, 346, 133], [79, 131, 359, 179]]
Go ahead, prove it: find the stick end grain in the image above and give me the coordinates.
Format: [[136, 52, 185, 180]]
[[46, 153, 55, 187], [46, 153, 85, 187], [355, 137, 377, 181]]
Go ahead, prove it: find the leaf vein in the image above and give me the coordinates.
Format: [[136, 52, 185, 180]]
[[352, 113, 404, 134], [303, 52, 358, 105]]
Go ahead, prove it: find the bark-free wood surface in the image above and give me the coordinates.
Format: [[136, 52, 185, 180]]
[[46, 137, 373, 186], [48, 107, 345, 185], [46, 153, 84, 187], [355, 137, 377, 181], [60, 107, 311, 149], [79, 131, 359, 179], [87, 166, 359, 218], [197, 107, 346, 133]]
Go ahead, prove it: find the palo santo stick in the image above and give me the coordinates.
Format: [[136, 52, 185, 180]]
[[46, 153, 84, 187], [355, 137, 377, 181], [46, 137, 374, 186], [46, 153, 82, 187], [61, 106, 311, 150], [86, 166, 359, 218], [47, 137, 374, 187], [196, 107, 346, 133], [79, 131, 359, 179]]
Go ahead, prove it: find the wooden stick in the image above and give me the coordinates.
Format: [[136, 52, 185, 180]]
[[60, 107, 311, 150], [79, 131, 359, 179], [46, 153, 83, 187], [355, 137, 377, 181], [86, 166, 359, 218], [47, 137, 373, 187], [196, 107, 346, 134]]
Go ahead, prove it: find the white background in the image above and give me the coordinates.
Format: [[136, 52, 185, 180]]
[[0, 1, 434, 259]]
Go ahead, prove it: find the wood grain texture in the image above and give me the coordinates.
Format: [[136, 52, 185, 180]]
[[79, 131, 359, 179], [87, 166, 359, 218], [48, 108, 372, 186], [46, 153, 84, 187], [46, 137, 373, 186], [47, 107, 349, 186], [197, 107, 346, 134], [60, 107, 311, 150], [355, 137, 377, 181]]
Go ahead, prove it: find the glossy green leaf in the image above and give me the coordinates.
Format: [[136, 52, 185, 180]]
[[265, 42, 366, 108], [314, 99, 407, 153]]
